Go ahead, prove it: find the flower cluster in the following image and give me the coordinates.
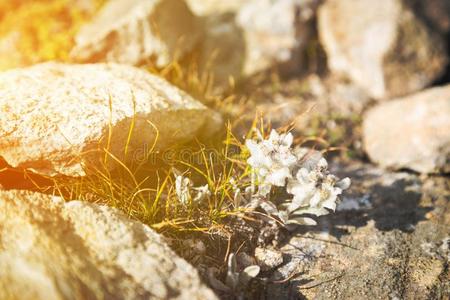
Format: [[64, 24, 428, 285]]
[[245, 129, 351, 226], [245, 130, 297, 196], [172, 129, 350, 228]]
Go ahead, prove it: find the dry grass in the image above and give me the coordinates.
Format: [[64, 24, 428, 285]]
[[37, 123, 252, 239]]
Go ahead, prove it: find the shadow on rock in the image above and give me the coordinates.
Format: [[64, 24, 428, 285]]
[[304, 162, 433, 239], [0, 158, 54, 191]]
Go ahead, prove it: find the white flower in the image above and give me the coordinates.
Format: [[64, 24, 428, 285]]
[[243, 128, 351, 229], [286, 157, 351, 217], [246, 130, 297, 195]]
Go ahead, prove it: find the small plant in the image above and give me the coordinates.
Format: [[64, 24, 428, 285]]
[[40, 117, 350, 298], [240, 129, 351, 229]]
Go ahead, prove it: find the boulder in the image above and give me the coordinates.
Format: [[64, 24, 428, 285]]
[[318, 0, 448, 99], [0, 62, 219, 177], [0, 189, 217, 300], [363, 85, 450, 173], [70, 0, 203, 67], [236, 0, 320, 76]]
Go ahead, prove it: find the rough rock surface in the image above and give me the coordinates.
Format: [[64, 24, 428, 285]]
[[318, 0, 448, 99], [0, 62, 218, 177], [0, 190, 217, 300], [254, 247, 284, 271], [70, 0, 203, 67], [236, 0, 319, 76], [263, 161, 450, 299], [363, 85, 450, 173]]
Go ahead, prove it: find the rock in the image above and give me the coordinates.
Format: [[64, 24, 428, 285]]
[[0, 62, 219, 177], [254, 247, 284, 271], [363, 85, 450, 173], [0, 190, 217, 300], [70, 0, 203, 67], [318, 0, 448, 99], [265, 162, 450, 299], [186, 0, 320, 86], [319, 76, 373, 117], [236, 0, 320, 76]]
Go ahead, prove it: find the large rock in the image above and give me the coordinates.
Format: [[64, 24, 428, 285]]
[[363, 85, 450, 173], [0, 190, 217, 300], [318, 0, 448, 99], [70, 0, 203, 67], [236, 0, 320, 76], [0, 62, 218, 177], [184, 0, 319, 87]]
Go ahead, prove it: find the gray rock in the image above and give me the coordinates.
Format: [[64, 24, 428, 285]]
[[363, 85, 450, 173], [318, 0, 448, 99], [0, 189, 217, 300], [184, 0, 320, 86], [70, 0, 203, 67], [0, 62, 219, 177], [255, 247, 284, 271]]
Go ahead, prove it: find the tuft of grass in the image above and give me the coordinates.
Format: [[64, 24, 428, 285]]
[[34, 120, 251, 239]]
